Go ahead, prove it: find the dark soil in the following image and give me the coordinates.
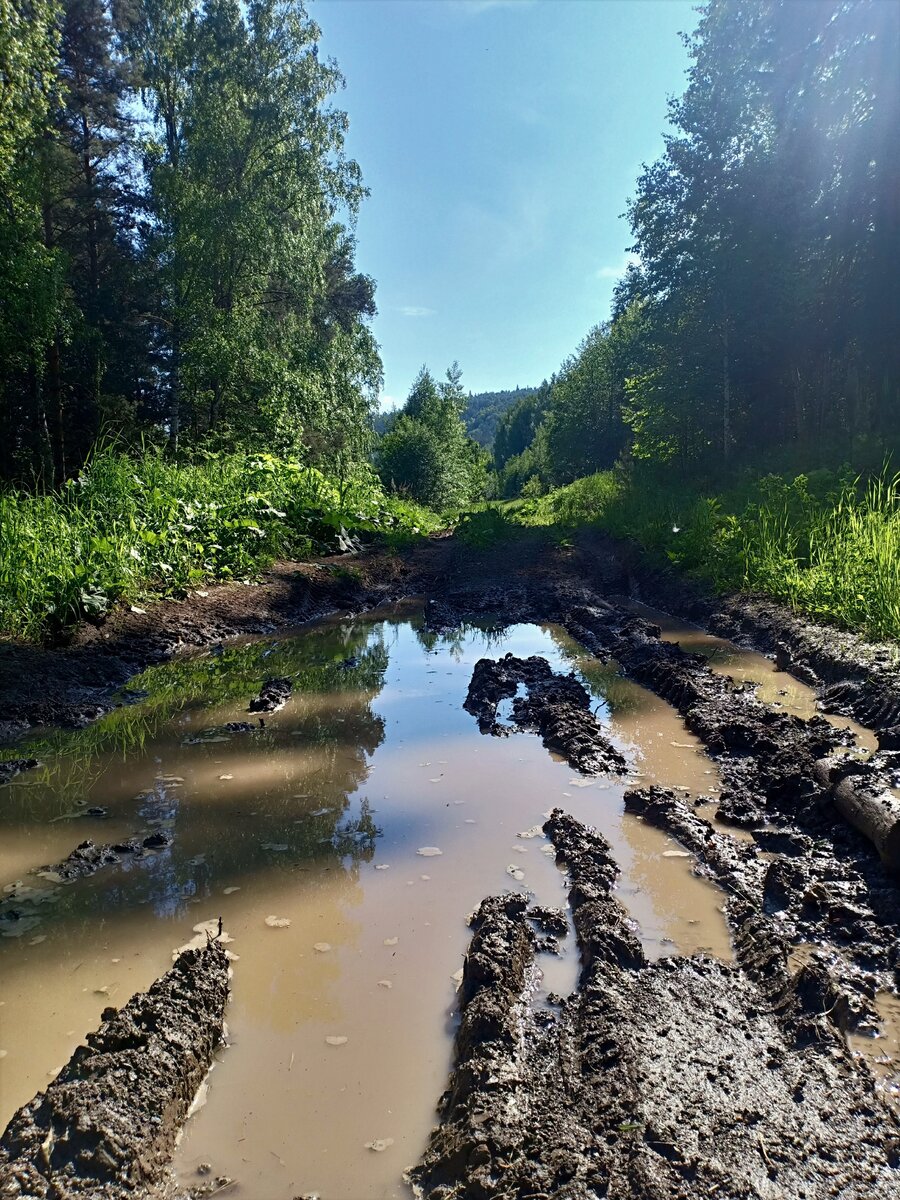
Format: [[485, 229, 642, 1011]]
[[463, 653, 628, 774], [247, 675, 293, 713], [0, 941, 229, 1199], [409, 809, 900, 1199]]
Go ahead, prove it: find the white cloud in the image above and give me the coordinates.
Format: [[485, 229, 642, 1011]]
[[378, 394, 401, 412], [595, 254, 640, 281], [398, 305, 436, 318]]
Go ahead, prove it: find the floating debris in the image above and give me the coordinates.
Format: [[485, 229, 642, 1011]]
[[325, 1035, 348, 1046], [365, 1137, 394, 1152], [506, 865, 525, 881], [264, 916, 291, 928], [377, 980, 393, 989], [313, 942, 332, 953], [223, 887, 240, 895], [417, 846, 443, 857], [384, 937, 399, 947]]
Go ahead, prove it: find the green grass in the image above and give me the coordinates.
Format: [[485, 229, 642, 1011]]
[[493, 466, 900, 643], [0, 448, 439, 641]]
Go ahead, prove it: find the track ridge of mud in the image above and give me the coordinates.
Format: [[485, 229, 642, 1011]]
[[575, 531, 900, 740], [0, 941, 229, 1199], [429, 582, 900, 1044], [624, 786, 890, 1032], [464, 654, 627, 774], [411, 808, 900, 1199]]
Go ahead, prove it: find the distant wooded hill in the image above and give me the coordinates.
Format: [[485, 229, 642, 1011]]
[[374, 386, 537, 445]]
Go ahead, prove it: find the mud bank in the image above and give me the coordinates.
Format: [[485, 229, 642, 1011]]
[[0, 551, 420, 743], [576, 530, 900, 738], [0, 941, 229, 1198], [411, 808, 900, 1199]]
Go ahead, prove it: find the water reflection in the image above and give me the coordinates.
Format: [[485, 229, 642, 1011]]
[[0, 605, 736, 1200]]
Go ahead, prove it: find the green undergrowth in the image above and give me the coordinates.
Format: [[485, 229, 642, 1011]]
[[486, 466, 900, 643], [0, 449, 439, 641]]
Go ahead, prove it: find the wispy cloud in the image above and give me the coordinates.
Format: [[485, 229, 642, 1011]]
[[398, 305, 436, 318], [595, 254, 640, 281], [457, 0, 537, 13], [456, 187, 550, 269], [379, 394, 401, 412]]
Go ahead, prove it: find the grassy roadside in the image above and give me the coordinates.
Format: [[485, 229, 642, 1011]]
[[0, 449, 439, 642], [458, 466, 900, 642]]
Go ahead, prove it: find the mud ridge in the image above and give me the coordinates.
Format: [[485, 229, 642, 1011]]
[[410, 809, 900, 1199], [624, 786, 888, 1031], [0, 833, 173, 938], [0, 941, 229, 1199], [463, 654, 627, 774], [576, 530, 900, 739]]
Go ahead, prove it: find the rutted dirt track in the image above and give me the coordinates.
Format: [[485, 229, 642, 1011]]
[[2, 529, 900, 1196]]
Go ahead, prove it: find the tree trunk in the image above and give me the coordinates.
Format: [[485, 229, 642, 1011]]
[[722, 310, 731, 466], [42, 200, 65, 487]]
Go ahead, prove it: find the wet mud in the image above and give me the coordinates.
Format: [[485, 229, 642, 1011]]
[[0, 833, 173, 938], [248, 677, 293, 714], [463, 654, 627, 774], [0, 942, 229, 1199], [410, 809, 900, 1199], [4, 531, 900, 1196]]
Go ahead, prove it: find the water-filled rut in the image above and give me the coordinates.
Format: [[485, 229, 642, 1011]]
[[0, 602, 731, 1199]]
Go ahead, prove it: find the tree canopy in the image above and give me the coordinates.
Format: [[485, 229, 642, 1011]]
[[0, 0, 380, 485]]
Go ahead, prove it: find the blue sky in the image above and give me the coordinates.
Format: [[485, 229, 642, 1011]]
[[317, 0, 697, 407]]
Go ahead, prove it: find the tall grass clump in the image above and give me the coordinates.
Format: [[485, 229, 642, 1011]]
[[0, 448, 438, 641], [740, 471, 900, 639]]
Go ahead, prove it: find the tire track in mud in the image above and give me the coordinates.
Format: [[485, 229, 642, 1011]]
[[0, 942, 229, 1199], [410, 810, 900, 1199], [414, 582, 900, 1195]]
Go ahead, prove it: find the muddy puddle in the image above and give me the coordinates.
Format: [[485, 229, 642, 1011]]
[[0, 603, 735, 1198], [629, 600, 878, 751]]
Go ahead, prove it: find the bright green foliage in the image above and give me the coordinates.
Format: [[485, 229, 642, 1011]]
[[377, 365, 488, 511], [126, 0, 380, 458], [0, 0, 65, 481], [499, 465, 900, 641], [0, 448, 437, 639], [0, 0, 381, 485]]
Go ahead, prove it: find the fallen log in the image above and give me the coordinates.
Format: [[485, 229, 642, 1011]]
[[814, 756, 900, 870]]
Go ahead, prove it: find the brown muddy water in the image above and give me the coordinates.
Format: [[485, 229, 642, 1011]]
[[630, 600, 879, 751], [1, 602, 746, 1198]]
